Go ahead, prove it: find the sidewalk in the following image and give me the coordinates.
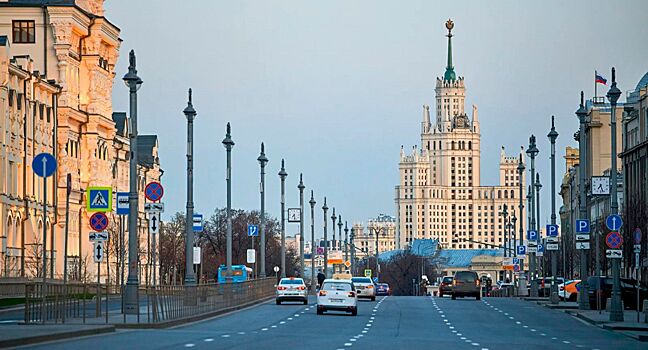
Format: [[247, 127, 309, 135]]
[[566, 309, 648, 341], [0, 324, 115, 348]]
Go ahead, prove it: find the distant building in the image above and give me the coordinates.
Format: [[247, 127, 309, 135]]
[[352, 214, 396, 259]]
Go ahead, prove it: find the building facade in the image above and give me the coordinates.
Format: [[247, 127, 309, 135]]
[[395, 20, 525, 251], [351, 214, 396, 259]]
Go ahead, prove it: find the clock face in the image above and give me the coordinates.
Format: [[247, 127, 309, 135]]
[[591, 177, 610, 195], [288, 208, 301, 222]]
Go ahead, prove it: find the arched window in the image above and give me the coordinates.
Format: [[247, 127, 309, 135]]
[[498, 190, 502, 198], [451, 141, 455, 150], [468, 141, 472, 150]]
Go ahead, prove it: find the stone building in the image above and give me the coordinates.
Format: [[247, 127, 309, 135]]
[[352, 214, 396, 259], [395, 20, 525, 250]]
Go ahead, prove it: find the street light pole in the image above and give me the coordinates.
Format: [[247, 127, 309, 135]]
[[517, 154, 526, 296], [500, 204, 508, 257], [331, 208, 337, 253], [298, 174, 305, 278], [576, 91, 590, 310], [322, 198, 329, 277], [309, 191, 316, 293], [527, 135, 539, 297], [548, 116, 560, 304], [183, 89, 197, 287], [607, 68, 623, 322], [258, 143, 268, 278], [337, 215, 342, 273], [374, 225, 380, 281], [123, 50, 142, 314], [344, 222, 349, 268], [222, 123, 235, 279], [535, 173, 542, 279], [278, 160, 287, 278], [350, 228, 356, 275]]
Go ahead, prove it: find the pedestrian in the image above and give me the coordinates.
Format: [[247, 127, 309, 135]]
[[317, 271, 325, 290]]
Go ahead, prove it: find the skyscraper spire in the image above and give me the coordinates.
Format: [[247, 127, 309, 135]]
[[444, 19, 456, 81]]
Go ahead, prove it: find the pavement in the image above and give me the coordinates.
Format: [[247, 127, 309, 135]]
[[0, 324, 114, 348], [7, 295, 646, 349]]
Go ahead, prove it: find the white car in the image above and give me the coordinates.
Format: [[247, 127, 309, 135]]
[[317, 279, 357, 316], [276, 277, 308, 305], [351, 277, 376, 301]]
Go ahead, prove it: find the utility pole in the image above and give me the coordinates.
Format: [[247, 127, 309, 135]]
[[258, 143, 268, 278], [527, 135, 539, 297], [298, 174, 305, 278], [535, 174, 543, 280], [322, 198, 329, 277], [350, 227, 355, 276], [183, 89, 197, 288], [344, 222, 349, 269], [548, 116, 560, 304], [337, 216, 343, 273], [309, 191, 316, 293], [222, 123, 235, 279], [576, 91, 590, 310], [517, 154, 526, 296], [278, 160, 287, 278], [331, 209, 337, 254]]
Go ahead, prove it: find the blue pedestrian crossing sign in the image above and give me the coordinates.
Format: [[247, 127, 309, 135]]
[[546, 224, 559, 237], [527, 230, 538, 241], [247, 224, 259, 237], [192, 214, 203, 232], [605, 214, 623, 231], [517, 245, 527, 257], [575, 219, 590, 234], [87, 187, 112, 212]]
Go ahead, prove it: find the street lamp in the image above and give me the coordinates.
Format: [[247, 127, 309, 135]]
[[517, 154, 526, 296], [607, 68, 623, 322], [309, 191, 316, 293], [576, 91, 590, 310], [350, 227, 356, 275], [337, 215, 343, 272], [527, 135, 539, 297], [183, 89, 197, 288], [331, 208, 337, 253], [278, 160, 288, 278], [500, 204, 509, 257], [257, 143, 268, 278], [322, 198, 329, 276], [344, 222, 349, 268], [222, 123, 235, 279], [123, 50, 143, 315], [535, 173, 542, 279], [298, 174, 305, 278], [548, 116, 560, 304]]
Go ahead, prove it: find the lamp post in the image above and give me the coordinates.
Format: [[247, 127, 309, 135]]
[[183, 89, 197, 288], [278, 160, 287, 278], [331, 208, 337, 253], [548, 116, 560, 304], [337, 216, 343, 273], [344, 222, 349, 268], [527, 135, 539, 297], [373, 224, 381, 281], [576, 91, 590, 310], [535, 173, 543, 280], [298, 174, 305, 278], [322, 198, 329, 277], [517, 154, 526, 296], [257, 143, 268, 278], [500, 204, 509, 257], [222, 123, 235, 279], [607, 68, 623, 322], [309, 191, 316, 293], [123, 50, 143, 314]]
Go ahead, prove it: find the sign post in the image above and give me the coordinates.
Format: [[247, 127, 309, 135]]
[[248, 224, 259, 277], [116, 192, 128, 308], [634, 228, 642, 322]]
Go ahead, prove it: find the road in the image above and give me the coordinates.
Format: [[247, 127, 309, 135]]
[[21, 296, 644, 349]]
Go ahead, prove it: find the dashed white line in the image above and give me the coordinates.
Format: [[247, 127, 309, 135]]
[[221, 335, 230, 338], [204, 338, 214, 342], [184, 344, 195, 348]]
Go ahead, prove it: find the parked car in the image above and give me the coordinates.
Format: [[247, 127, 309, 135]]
[[586, 276, 648, 310], [351, 277, 376, 301], [376, 283, 391, 296], [439, 276, 453, 297], [528, 277, 565, 297], [452, 271, 481, 300], [317, 279, 357, 316], [276, 277, 308, 305], [558, 280, 580, 301]]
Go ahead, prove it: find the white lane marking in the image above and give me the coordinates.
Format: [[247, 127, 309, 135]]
[[344, 343, 352, 346], [452, 330, 457, 333], [472, 343, 480, 346], [261, 328, 268, 331], [280, 321, 286, 324], [366, 324, 371, 327], [294, 314, 299, 317], [271, 325, 277, 328], [221, 335, 230, 338], [457, 333, 463, 336], [530, 329, 536, 332], [357, 334, 363, 337], [362, 330, 368, 334], [350, 339, 357, 342], [185, 344, 195, 348], [551, 337, 557, 340], [238, 332, 245, 335], [204, 339, 214, 342], [540, 333, 546, 336], [449, 326, 455, 329], [516, 321, 521, 324], [460, 337, 467, 340], [563, 341, 570, 344], [509, 317, 514, 320], [288, 317, 293, 320], [523, 325, 528, 328], [370, 317, 375, 320]]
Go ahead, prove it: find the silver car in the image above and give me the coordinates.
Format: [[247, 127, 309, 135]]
[[276, 277, 308, 305]]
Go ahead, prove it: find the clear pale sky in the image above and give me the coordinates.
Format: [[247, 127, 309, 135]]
[[106, 0, 648, 236]]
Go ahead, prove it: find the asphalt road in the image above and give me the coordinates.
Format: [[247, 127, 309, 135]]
[[20, 296, 645, 349]]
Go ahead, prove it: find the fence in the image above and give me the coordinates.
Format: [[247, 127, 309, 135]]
[[0, 278, 28, 299]]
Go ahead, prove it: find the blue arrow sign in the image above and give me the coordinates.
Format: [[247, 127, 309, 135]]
[[193, 214, 203, 232], [575, 219, 590, 234], [527, 230, 538, 241], [606, 214, 623, 231], [247, 224, 259, 237], [32, 153, 57, 178], [546, 224, 559, 237]]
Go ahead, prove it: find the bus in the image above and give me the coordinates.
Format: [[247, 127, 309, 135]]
[[217, 264, 253, 283]]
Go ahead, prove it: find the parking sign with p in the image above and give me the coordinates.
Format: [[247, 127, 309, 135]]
[[575, 219, 590, 234], [546, 224, 559, 237]]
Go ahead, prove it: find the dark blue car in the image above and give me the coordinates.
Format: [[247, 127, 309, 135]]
[[376, 283, 391, 296]]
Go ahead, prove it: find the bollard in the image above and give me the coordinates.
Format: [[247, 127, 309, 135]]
[[605, 297, 623, 313]]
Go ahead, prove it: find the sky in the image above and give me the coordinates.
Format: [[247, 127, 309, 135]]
[[105, 0, 648, 237]]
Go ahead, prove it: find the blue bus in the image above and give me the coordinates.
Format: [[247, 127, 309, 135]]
[[217, 264, 253, 283]]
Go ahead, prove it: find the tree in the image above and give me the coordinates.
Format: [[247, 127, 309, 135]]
[[358, 250, 441, 296]]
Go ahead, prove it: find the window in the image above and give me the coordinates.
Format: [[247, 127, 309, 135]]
[[12, 20, 35, 44]]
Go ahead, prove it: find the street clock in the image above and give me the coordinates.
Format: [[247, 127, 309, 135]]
[[591, 176, 610, 195], [288, 208, 301, 222]]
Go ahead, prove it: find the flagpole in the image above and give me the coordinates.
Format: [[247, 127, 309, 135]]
[[594, 70, 597, 101]]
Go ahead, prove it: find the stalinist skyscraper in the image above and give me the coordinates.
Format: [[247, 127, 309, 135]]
[[395, 20, 526, 250]]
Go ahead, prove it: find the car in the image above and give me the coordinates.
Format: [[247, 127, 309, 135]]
[[439, 276, 453, 297], [586, 276, 648, 310], [529, 277, 565, 297], [558, 280, 580, 301], [317, 279, 357, 316], [376, 283, 391, 296], [351, 277, 376, 301], [451, 271, 481, 300], [276, 277, 308, 305]]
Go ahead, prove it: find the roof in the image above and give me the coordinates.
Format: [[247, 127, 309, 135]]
[[378, 239, 438, 261], [635, 72, 648, 91], [112, 112, 127, 137], [137, 135, 158, 168], [437, 249, 502, 268], [0, 0, 76, 5]]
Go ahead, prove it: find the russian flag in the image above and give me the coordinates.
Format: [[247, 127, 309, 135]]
[[595, 72, 607, 85]]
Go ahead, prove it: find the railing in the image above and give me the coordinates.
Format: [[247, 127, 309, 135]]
[[0, 278, 28, 299], [24, 282, 99, 324]]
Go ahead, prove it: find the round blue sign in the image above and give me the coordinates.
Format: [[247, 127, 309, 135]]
[[606, 214, 623, 231], [32, 153, 57, 178]]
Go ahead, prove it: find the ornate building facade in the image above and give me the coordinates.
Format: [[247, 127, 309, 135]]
[[395, 20, 525, 250], [0, 0, 162, 283], [352, 214, 396, 259]]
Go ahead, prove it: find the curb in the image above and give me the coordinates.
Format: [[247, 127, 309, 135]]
[[0, 325, 115, 348]]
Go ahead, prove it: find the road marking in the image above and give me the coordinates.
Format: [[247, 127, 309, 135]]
[[452, 330, 457, 333], [540, 333, 546, 336], [271, 325, 277, 328], [362, 330, 368, 333], [344, 343, 352, 346], [516, 321, 521, 324], [472, 343, 480, 346], [280, 321, 286, 324], [294, 314, 299, 316], [350, 339, 357, 342], [238, 332, 245, 335], [460, 337, 467, 340], [530, 329, 536, 332], [457, 333, 462, 336], [204, 338, 214, 342], [288, 317, 293, 320], [184, 344, 195, 348], [370, 317, 375, 320], [523, 325, 528, 328], [551, 337, 557, 340], [449, 326, 455, 329], [221, 335, 230, 338], [563, 341, 570, 344], [261, 328, 268, 331]]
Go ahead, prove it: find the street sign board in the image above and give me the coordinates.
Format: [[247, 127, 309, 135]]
[[247, 224, 259, 237], [93, 241, 104, 263], [605, 231, 623, 249], [89, 232, 108, 241], [247, 249, 256, 264], [89, 212, 109, 231], [517, 245, 526, 258], [316, 247, 325, 255], [193, 247, 201, 264], [116, 192, 129, 215], [527, 246, 538, 253], [144, 202, 165, 213], [546, 236, 559, 243], [344, 261, 351, 268], [527, 230, 538, 241], [193, 214, 203, 232], [528, 241, 538, 248], [512, 257, 519, 264], [575, 219, 590, 234], [144, 181, 164, 202], [546, 243, 559, 250], [364, 269, 372, 278], [32, 153, 57, 177], [606, 249, 622, 259], [148, 212, 160, 234], [87, 187, 112, 212], [536, 244, 544, 257], [513, 264, 520, 272], [546, 224, 559, 237], [576, 234, 590, 242], [576, 242, 590, 250], [634, 245, 641, 253], [634, 228, 642, 244], [606, 214, 623, 231]]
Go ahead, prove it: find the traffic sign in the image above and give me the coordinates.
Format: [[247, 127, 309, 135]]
[[576, 219, 590, 234], [89, 212, 108, 231], [144, 181, 164, 202], [248, 224, 259, 237], [512, 257, 519, 264], [116, 192, 129, 215], [536, 244, 544, 257], [373, 277, 379, 283], [517, 245, 527, 257], [87, 187, 112, 212], [576, 234, 590, 242], [32, 153, 57, 178], [528, 241, 538, 248], [89, 232, 108, 241], [606, 214, 623, 231], [148, 212, 160, 234], [144, 202, 165, 213], [316, 247, 325, 255], [634, 228, 642, 244], [193, 247, 201, 264], [344, 261, 351, 268], [192, 214, 203, 232], [634, 245, 641, 253], [527, 230, 538, 241], [527, 246, 537, 253], [93, 241, 104, 263], [513, 264, 520, 272], [606, 249, 622, 259], [546, 236, 559, 243], [605, 231, 623, 249], [247, 249, 256, 264], [364, 269, 372, 278], [546, 224, 559, 237], [546, 243, 559, 250], [576, 242, 590, 250]]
